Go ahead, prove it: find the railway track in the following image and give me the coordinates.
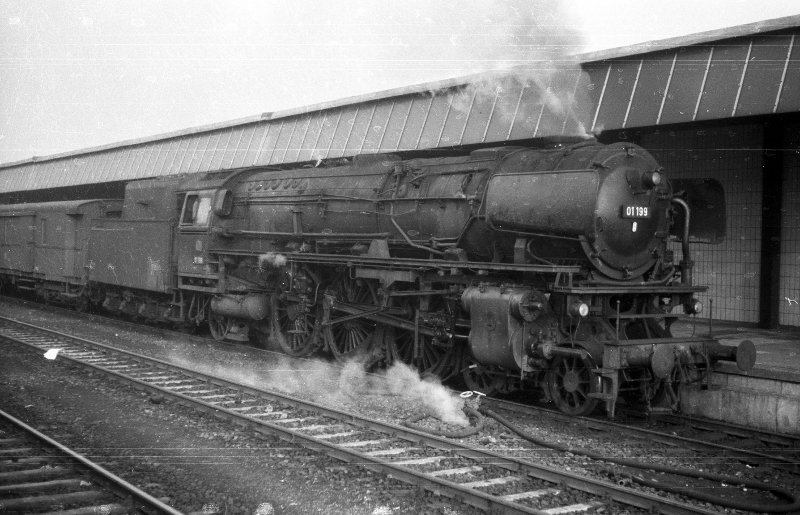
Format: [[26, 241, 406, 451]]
[[11, 297, 800, 473], [485, 397, 800, 476], [0, 315, 736, 515], [0, 407, 181, 514]]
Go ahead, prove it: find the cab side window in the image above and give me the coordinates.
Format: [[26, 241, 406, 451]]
[[181, 194, 212, 226]]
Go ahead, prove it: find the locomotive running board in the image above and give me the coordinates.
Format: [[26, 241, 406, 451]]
[[550, 284, 707, 294]]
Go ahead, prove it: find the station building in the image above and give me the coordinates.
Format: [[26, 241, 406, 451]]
[[1, 15, 799, 329]]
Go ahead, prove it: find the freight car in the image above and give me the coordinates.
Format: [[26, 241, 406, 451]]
[[0, 140, 756, 417]]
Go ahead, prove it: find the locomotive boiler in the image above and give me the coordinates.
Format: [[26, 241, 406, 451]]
[[0, 140, 756, 417]]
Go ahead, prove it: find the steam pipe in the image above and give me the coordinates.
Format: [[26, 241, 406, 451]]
[[388, 165, 444, 256], [671, 198, 693, 286]]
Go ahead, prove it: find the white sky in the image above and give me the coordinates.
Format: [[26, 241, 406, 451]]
[[1, 0, 799, 164]]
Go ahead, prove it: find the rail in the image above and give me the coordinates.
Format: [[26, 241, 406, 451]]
[[0, 315, 731, 515]]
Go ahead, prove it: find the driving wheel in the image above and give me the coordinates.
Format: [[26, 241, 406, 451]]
[[272, 295, 320, 357], [323, 276, 379, 362], [461, 351, 504, 396]]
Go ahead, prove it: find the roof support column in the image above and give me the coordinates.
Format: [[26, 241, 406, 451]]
[[759, 121, 783, 329]]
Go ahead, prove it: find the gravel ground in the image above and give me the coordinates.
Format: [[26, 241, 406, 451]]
[[3, 299, 799, 514], [0, 301, 482, 515]]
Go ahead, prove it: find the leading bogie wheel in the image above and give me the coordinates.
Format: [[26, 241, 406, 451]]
[[546, 353, 600, 416], [208, 312, 233, 341]]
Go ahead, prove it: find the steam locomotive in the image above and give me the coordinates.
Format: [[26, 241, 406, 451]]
[[0, 140, 756, 417]]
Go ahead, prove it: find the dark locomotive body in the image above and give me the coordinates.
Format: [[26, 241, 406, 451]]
[[0, 141, 755, 417]]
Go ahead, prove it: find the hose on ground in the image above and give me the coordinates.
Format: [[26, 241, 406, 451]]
[[401, 406, 484, 438], [481, 407, 800, 514]]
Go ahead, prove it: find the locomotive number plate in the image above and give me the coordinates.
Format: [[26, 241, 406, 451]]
[[621, 205, 650, 219]]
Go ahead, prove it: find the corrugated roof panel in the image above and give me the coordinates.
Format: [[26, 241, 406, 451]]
[[23, 163, 37, 190], [438, 87, 470, 146], [584, 65, 608, 131], [284, 117, 309, 163], [254, 121, 282, 166], [196, 133, 219, 171], [142, 143, 164, 179], [35, 162, 55, 189], [152, 143, 169, 178], [659, 46, 712, 125], [361, 102, 392, 154], [328, 106, 358, 158], [508, 82, 545, 140], [345, 105, 375, 155], [590, 61, 637, 132], [270, 118, 297, 164], [176, 136, 197, 174], [124, 147, 142, 180], [186, 135, 208, 173], [28, 162, 44, 190], [223, 129, 241, 169], [626, 52, 675, 128], [564, 71, 594, 136], [417, 94, 452, 149], [0, 165, 14, 191], [208, 130, 229, 170], [534, 70, 573, 137], [222, 127, 245, 168], [115, 149, 133, 180], [461, 87, 495, 145], [777, 35, 800, 112], [296, 113, 324, 162], [155, 139, 177, 176], [170, 141, 186, 174], [240, 125, 266, 167], [64, 158, 78, 185], [27, 162, 43, 189], [75, 154, 95, 185], [140, 146, 157, 178], [98, 151, 118, 182], [136, 145, 158, 179], [9, 165, 25, 191], [398, 96, 432, 150], [155, 140, 173, 176], [696, 41, 750, 120], [186, 135, 206, 173], [91, 152, 110, 183], [21, 164, 36, 190], [231, 126, 255, 168], [380, 99, 412, 152], [485, 77, 525, 142], [221, 128, 244, 169], [737, 34, 793, 116], [122, 148, 139, 180], [115, 148, 134, 180], [90, 152, 110, 183], [311, 112, 337, 159]]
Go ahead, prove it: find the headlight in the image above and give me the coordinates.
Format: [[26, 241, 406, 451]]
[[569, 301, 589, 318], [643, 170, 662, 189], [684, 298, 703, 315]]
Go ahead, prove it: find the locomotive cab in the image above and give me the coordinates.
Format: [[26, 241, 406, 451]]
[[176, 189, 217, 285], [174, 169, 243, 291]]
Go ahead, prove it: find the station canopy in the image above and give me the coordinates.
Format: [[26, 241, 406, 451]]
[[2, 15, 799, 195]]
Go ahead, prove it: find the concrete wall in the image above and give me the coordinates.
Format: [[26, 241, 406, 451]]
[[681, 372, 800, 435]]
